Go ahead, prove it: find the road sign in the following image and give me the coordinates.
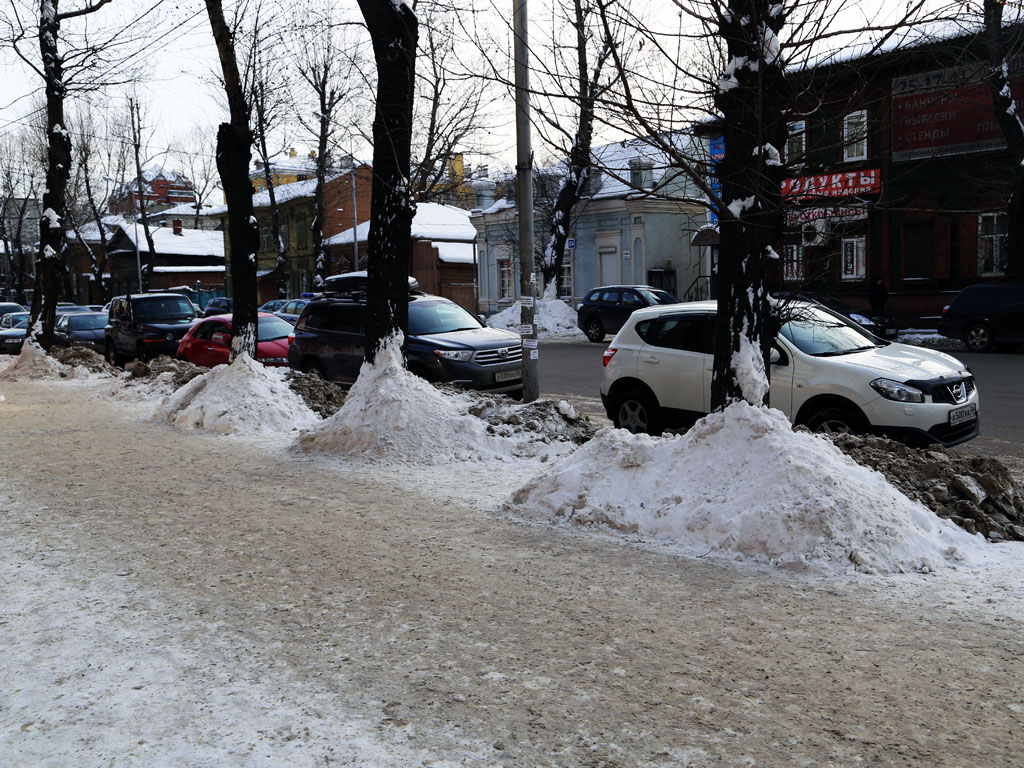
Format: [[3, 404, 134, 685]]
[[566, 237, 576, 250]]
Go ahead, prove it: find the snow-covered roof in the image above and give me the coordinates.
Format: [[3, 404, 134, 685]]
[[158, 202, 216, 217], [152, 265, 226, 273], [66, 215, 131, 243], [122, 226, 225, 258], [207, 173, 344, 216], [587, 135, 693, 200], [325, 203, 476, 246], [433, 241, 475, 264]]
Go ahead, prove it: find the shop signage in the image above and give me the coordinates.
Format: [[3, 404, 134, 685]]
[[784, 207, 868, 225], [781, 169, 880, 199]]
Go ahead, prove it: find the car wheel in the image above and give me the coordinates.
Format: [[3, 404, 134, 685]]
[[612, 389, 662, 436], [302, 360, 326, 379], [584, 317, 605, 343], [805, 406, 865, 436], [963, 322, 994, 352]]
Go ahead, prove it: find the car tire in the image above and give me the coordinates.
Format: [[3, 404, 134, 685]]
[[612, 388, 662, 436], [584, 317, 605, 343], [963, 322, 994, 352], [805, 406, 865, 436]]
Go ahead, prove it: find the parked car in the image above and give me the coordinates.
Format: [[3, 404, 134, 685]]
[[177, 313, 293, 368], [324, 271, 420, 295], [201, 296, 233, 318], [601, 300, 979, 447], [0, 302, 25, 317], [104, 293, 198, 364], [938, 283, 1024, 352], [0, 312, 30, 355], [288, 292, 524, 395], [577, 285, 678, 343], [776, 291, 899, 340], [259, 299, 288, 313], [274, 298, 308, 324], [53, 311, 109, 352]]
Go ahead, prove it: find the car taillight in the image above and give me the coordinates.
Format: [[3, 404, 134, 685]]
[[287, 332, 295, 346], [603, 348, 617, 367], [941, 304, 950, 316]]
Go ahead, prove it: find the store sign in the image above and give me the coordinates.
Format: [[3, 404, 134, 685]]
[[781, 169, 880, 199], [785, 207, 868, 225], [892, 62, 1024, 162]]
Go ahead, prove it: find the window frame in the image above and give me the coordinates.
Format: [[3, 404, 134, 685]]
[[786, 120, 806, 165], [498, 259, 514, 299], [977, 212, 1008, 277], [843, 110, 868, 162], [840, 236, 867, 281], [782, 243, 805, 282]]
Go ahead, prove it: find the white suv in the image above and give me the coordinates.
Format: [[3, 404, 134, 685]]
[[600, 300, 980, 447]]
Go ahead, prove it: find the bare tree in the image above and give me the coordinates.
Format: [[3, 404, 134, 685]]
[[0, 129, 41, 304], [356, 0, 418, 362], [125, 95, 158, 291], [205, 0, 259, 360], [171, 126, 220, 230]]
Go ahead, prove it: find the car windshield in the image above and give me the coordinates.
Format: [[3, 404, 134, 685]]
[[69, 314, 108, 330], [780, 305, 883, 356], [409, 300, 482, 336], [257, 316, 293, 341], [134, 296, 196, 321]]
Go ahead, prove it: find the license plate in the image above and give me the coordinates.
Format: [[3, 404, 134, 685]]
[[495, 370, 521, 383], [949, 402, 977, 427]]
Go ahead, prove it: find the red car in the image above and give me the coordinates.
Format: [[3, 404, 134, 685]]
[[177, 312, 293, 368]]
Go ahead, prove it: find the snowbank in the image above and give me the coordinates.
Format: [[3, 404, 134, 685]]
[[509, 402, 987, 575], [295, 337, 579, 464], [0, 340, 72, 380], [155, 353, 319, 435], [487, 282, 583, 338]]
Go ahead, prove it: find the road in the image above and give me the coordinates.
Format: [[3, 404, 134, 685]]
[[539, 338, 1024, 460]]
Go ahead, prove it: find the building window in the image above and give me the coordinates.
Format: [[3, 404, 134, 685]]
[[585, 169, 603, 196], [297, 217, 307, 249], [843, 110, 867, 162], [279, 224, 288, 251], [978, 212, 1007, 276], [499, 259, 513, 299], [782, 243, 804, 281], [786, 120, 806, 165], [629, 161, 654, 190], [841, 237, 866, 281], [904, 222, 933, 279], [260, 221, 272, 251], [559, 259, 573, 298]]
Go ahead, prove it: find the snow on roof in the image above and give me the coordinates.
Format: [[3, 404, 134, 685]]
[[158, 202, 216, 217], [588, 134, 693, 200], [66, 215, 131, 242], [325, 203, 476, 246], [478, 198, 516, 215], [152, 266, 226, 273], [433, 241, 475, 264], [207, 173, 344, 216], [122, 226, 225, 258]]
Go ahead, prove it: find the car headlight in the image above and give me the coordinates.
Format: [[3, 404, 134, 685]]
[[870, 378, 924, 403], [434, 349, 474, 361], [849, 313, 871, 325]]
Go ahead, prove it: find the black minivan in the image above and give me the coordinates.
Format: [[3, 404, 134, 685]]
[[105, 293, 198, 364], [288, 293, 524, 395], [938, 283, 1024, 352]]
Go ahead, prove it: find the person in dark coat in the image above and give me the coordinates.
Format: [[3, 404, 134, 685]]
[[869, 277, 888, 313]]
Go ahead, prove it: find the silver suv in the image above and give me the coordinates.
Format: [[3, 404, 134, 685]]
[[600, 300, 980, 447]]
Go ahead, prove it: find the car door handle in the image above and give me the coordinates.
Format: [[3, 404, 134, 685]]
[[640, 355, 660, 364]]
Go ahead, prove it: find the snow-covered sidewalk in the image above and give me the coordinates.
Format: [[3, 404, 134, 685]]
[[2, 376, 1024, 765]]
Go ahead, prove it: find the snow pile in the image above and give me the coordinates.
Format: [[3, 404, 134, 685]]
[[155, 352, 319, 435], [509, 402, 986, 575], [0, 340, 72, 380], [487, 282, 583, 338], [898, 329, 965, 351], [296, 337, 580, 464]]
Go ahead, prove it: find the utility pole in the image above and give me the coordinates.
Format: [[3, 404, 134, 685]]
[[351, 139, 359, 271], [513, 0, 539, 402]]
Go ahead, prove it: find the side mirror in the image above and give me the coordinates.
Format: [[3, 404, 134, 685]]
[[477, 314, 487, 324], [769, 347, 782, 365], [211, 331, 231, 346]]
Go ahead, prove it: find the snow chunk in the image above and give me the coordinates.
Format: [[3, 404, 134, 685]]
[[727, 196, 756, 218], [155, 353, 319, 435], [42, 208, 61, 229], [731, 334, 768, 405], [488, 282, 583, 338], [753, 143, 782, 166], [0, 339, 71, 380], [509, 403, 986, 575]]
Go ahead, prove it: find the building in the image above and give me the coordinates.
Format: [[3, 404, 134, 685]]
[[213, 166, 373, 302], [150, 202, 220, 231], [108, 166, 196, 216], [701, 26, 1024, 322], [103, 219, 225, 298], [251, 147, 350, 192], [324, 202, 478, 310], [471, 136, 710, 314]]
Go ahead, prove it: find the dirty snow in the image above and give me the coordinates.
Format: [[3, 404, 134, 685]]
[[509, 402, 987, 575], [487, 282, 583, 338], [0, 339, 73, 380], [296, 336, 578, 464], [155, 352, 319, 435]]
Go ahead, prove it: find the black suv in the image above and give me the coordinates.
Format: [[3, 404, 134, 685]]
[[105, 293, 198, 364], [576, 285, 678, 342], [202, 296, 233, 318], [288, 292, 524, 395], [938, 283, 1024, 352]]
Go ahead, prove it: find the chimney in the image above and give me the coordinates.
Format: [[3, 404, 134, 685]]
[[172, 219, 183, 236], [289, 147, 297, 158]]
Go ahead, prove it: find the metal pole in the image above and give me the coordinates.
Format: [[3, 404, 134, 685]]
[[351, 138, 359, 271], [513, 0, 539, 402]]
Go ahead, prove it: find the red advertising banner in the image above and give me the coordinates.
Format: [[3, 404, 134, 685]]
[[892, 65, 1024, 162], [781, 169, 880, 199]]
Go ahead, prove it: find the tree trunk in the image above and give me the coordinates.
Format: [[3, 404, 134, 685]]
[[129, 100, 157, 291], [356, 0, 418, 364], [32, 0, 73, 351], [710, 0, 787, 410], [312, 114, 329, 289], [257, 132, 288, 300], [82, 170, 110, 299], [205, 0, 259, 360], [983, 0, 1024, 279]]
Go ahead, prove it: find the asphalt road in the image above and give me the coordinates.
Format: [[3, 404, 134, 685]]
[[539, 338, 1024, 459]]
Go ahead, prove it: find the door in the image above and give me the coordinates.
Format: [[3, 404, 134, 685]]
[[768, 339, 795, 419], [323, 304, 365, 382], [639, 313, 712, 415], [614, 289, 645, 332], [599, 247, 619, 285]]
